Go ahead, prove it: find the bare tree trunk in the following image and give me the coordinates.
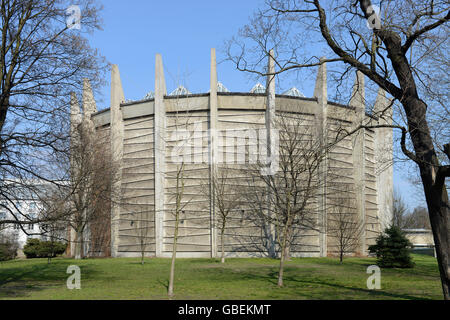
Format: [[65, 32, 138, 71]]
[[221, 222, 225, 263], [277, 223, 290, 287], [284, 228, 292, 262], [374, 20, 449, 299], [277, 236, 287, 287], [168, 214, 180, 297], [74, 229, 83, 260], [399, 96, 449, 299], [420, 165, 449, 299]]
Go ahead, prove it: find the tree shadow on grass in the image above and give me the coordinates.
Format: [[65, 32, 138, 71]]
[[157, 278, 169, 291], [283, 275, 434, 300], [0, 260, 101, 299], [224, 267, 433, 300]]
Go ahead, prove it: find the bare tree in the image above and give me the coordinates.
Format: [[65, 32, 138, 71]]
[[131, 201, 150, 265], [392, 189, 409, 229], [0, 229, 18, 262], [48, 116, 116, 260], [0, 0, 106, 236], [203, 165, 243, 263], [167, 161, 188, 297], [165, 98, 195, 297], [88, 196, 111, 257], [404, 206, 432, 230], [228, 0, 450, 299], [327, 186, 363, 263], [243, 112, 327, 287]]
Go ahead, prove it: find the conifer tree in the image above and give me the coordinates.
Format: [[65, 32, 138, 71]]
[[369, 226, 415, 268]]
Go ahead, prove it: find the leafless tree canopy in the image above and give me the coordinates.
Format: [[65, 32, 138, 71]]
[[227, 0, 449, 300], [36, 114, 114, 259], [327, 185, 363, 263], [204, 165, 243, 263], [391, 189, 409, 229], [242, 112, 327, 287], [0, 0, 107, 234], [130, 200, 150, 264]]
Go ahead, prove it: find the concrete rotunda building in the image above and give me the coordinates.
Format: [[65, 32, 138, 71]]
[[70, 49, 393, 258]]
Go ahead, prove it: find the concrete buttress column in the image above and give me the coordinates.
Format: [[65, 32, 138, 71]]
[[350, 71, 367, 255], [70, 92, 82, 160], [110, 65, 125, 258], [266, 49, 277, 257], [69, 92, 82, 258], [81, 78, 98, 257], [154, 54, 167, 257], [374, 89, 393, 231], [83, 78, 98, 121], [313, 58, 328, 257], [209, 48, 218, 258], [266, 50, 276, 132]]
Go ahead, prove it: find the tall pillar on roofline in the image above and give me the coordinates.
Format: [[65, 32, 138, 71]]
[[70, 92, 82, 166], [82, 78, 97, 124], [209, 48, 219, 258], [69, 92, 82, 258], [265, 49, 277, 258], [350, 70, 367, 255], [80, 78, 98, 257], [266, 50, 276, 132], [314, 58, 328, 257], [374, 89, 393, 232], [154, 54, 167, 257], [110, 65, 125, 257]]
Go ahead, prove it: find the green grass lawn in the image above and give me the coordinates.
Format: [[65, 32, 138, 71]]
[[0, 254, 442, 300]]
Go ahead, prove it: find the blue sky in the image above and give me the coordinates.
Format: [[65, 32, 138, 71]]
[[84, 0, 426, 211], [86, 0, 269, 105]]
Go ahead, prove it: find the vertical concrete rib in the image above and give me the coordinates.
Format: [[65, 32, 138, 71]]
[[350, 70, 367, 255], [154, 54, 167, 257], [374, 89, 393, 231], [110, 65, 125, 257], [313, 58, 328, 257], [69, 92, 82, 258], [266, 50, 276, 131], [209, 48, 218, 258], [266, 49, 277, 257], [82, 78, 97, 120], [81, 78, 98, 256]]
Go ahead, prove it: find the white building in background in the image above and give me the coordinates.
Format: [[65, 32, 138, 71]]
[[0, 180, 66, 250], [403, 228, 436, 257], [0, 199, 44, 248]]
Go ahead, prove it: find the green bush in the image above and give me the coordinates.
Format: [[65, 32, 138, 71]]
[[368, 225, 415, 268], [23, 238, 67, 259]]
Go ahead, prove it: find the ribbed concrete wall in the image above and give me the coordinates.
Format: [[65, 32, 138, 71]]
[[88, 94, 393, 258], [119, 115, 156, 255], [80, 53, 393, 259], [365, 128, 381, 248], [164, 111, 211, 257]]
